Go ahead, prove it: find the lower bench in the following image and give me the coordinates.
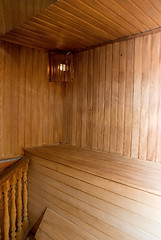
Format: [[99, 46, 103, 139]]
[[35, 208, 100, 240], [25, 144, 161, 240]]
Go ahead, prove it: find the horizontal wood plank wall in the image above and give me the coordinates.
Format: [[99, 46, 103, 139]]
[[0, 41, 63, 160], [63, 31, 161, 163]]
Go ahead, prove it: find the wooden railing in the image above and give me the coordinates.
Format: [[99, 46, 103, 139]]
[[0, 157, 29, 240]]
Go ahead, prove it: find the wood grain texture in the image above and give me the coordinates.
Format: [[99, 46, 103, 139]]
[[35, 208, 100, 240], [0, 41, 63, 160], [63, 31, 161, 163], [25, 145, 161, 240], [0, 160, 17, 174], [0, 157, 29, 240], [2, 0, 161, 51], [0, 0, 57, 35]]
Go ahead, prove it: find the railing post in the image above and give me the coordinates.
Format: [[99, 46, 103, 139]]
[[22, 162, 29, 235], [11, 175, 17, 240], [3, 180, 10, 240], [16, 170, 23, 240], [0, 158, 29, 240]]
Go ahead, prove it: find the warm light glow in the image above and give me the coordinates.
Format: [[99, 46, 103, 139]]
[[58, 64, 66, 71]]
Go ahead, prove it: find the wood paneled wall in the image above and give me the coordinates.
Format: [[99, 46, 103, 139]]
[[0, 41, 63, 160], [63, 31, 161, 163], [1, 31, 161, 163]]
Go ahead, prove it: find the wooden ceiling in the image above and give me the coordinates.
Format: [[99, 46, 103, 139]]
[[0, 0, 57, 35], [1, 0, 161, 51]]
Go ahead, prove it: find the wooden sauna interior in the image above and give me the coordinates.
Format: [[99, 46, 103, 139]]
[[1, 0, 161, 239]]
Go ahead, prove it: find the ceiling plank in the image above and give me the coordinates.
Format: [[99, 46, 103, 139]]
[[132, 0, 161, 26], [69, 0, 136, 35], [0, 0, 57, 35], [1, 0, 161, 51], [113, 0, 158, 29]]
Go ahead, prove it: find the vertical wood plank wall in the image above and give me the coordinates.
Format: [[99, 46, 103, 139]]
[[0, 41, 63, 160], [63, 32, 161, 163]]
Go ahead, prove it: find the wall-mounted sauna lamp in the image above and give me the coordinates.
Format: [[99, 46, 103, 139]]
[[49, 51, 74, 82]]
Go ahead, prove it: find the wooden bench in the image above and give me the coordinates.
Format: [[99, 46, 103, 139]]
[[24, 144, 161, 240], [35, 208, 100, 240]]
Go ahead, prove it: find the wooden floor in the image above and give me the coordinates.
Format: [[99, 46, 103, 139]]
[[24, 144, 161, 240]]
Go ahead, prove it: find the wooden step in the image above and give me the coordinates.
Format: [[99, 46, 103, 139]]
[[35, 208, 100, 240]]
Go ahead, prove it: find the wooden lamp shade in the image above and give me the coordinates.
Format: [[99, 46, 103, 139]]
[[49, 51, 74, 82]]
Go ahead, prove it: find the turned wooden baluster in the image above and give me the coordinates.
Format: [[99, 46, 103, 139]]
[[22, 162, 29, 234], [3, 180, 10, 240], [16, 170, 23, 240], [10, 175, 17, 240]]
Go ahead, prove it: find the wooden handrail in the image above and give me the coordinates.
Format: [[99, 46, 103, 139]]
[[0, 157, 29, 185], [0, 157, 29, 240]]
